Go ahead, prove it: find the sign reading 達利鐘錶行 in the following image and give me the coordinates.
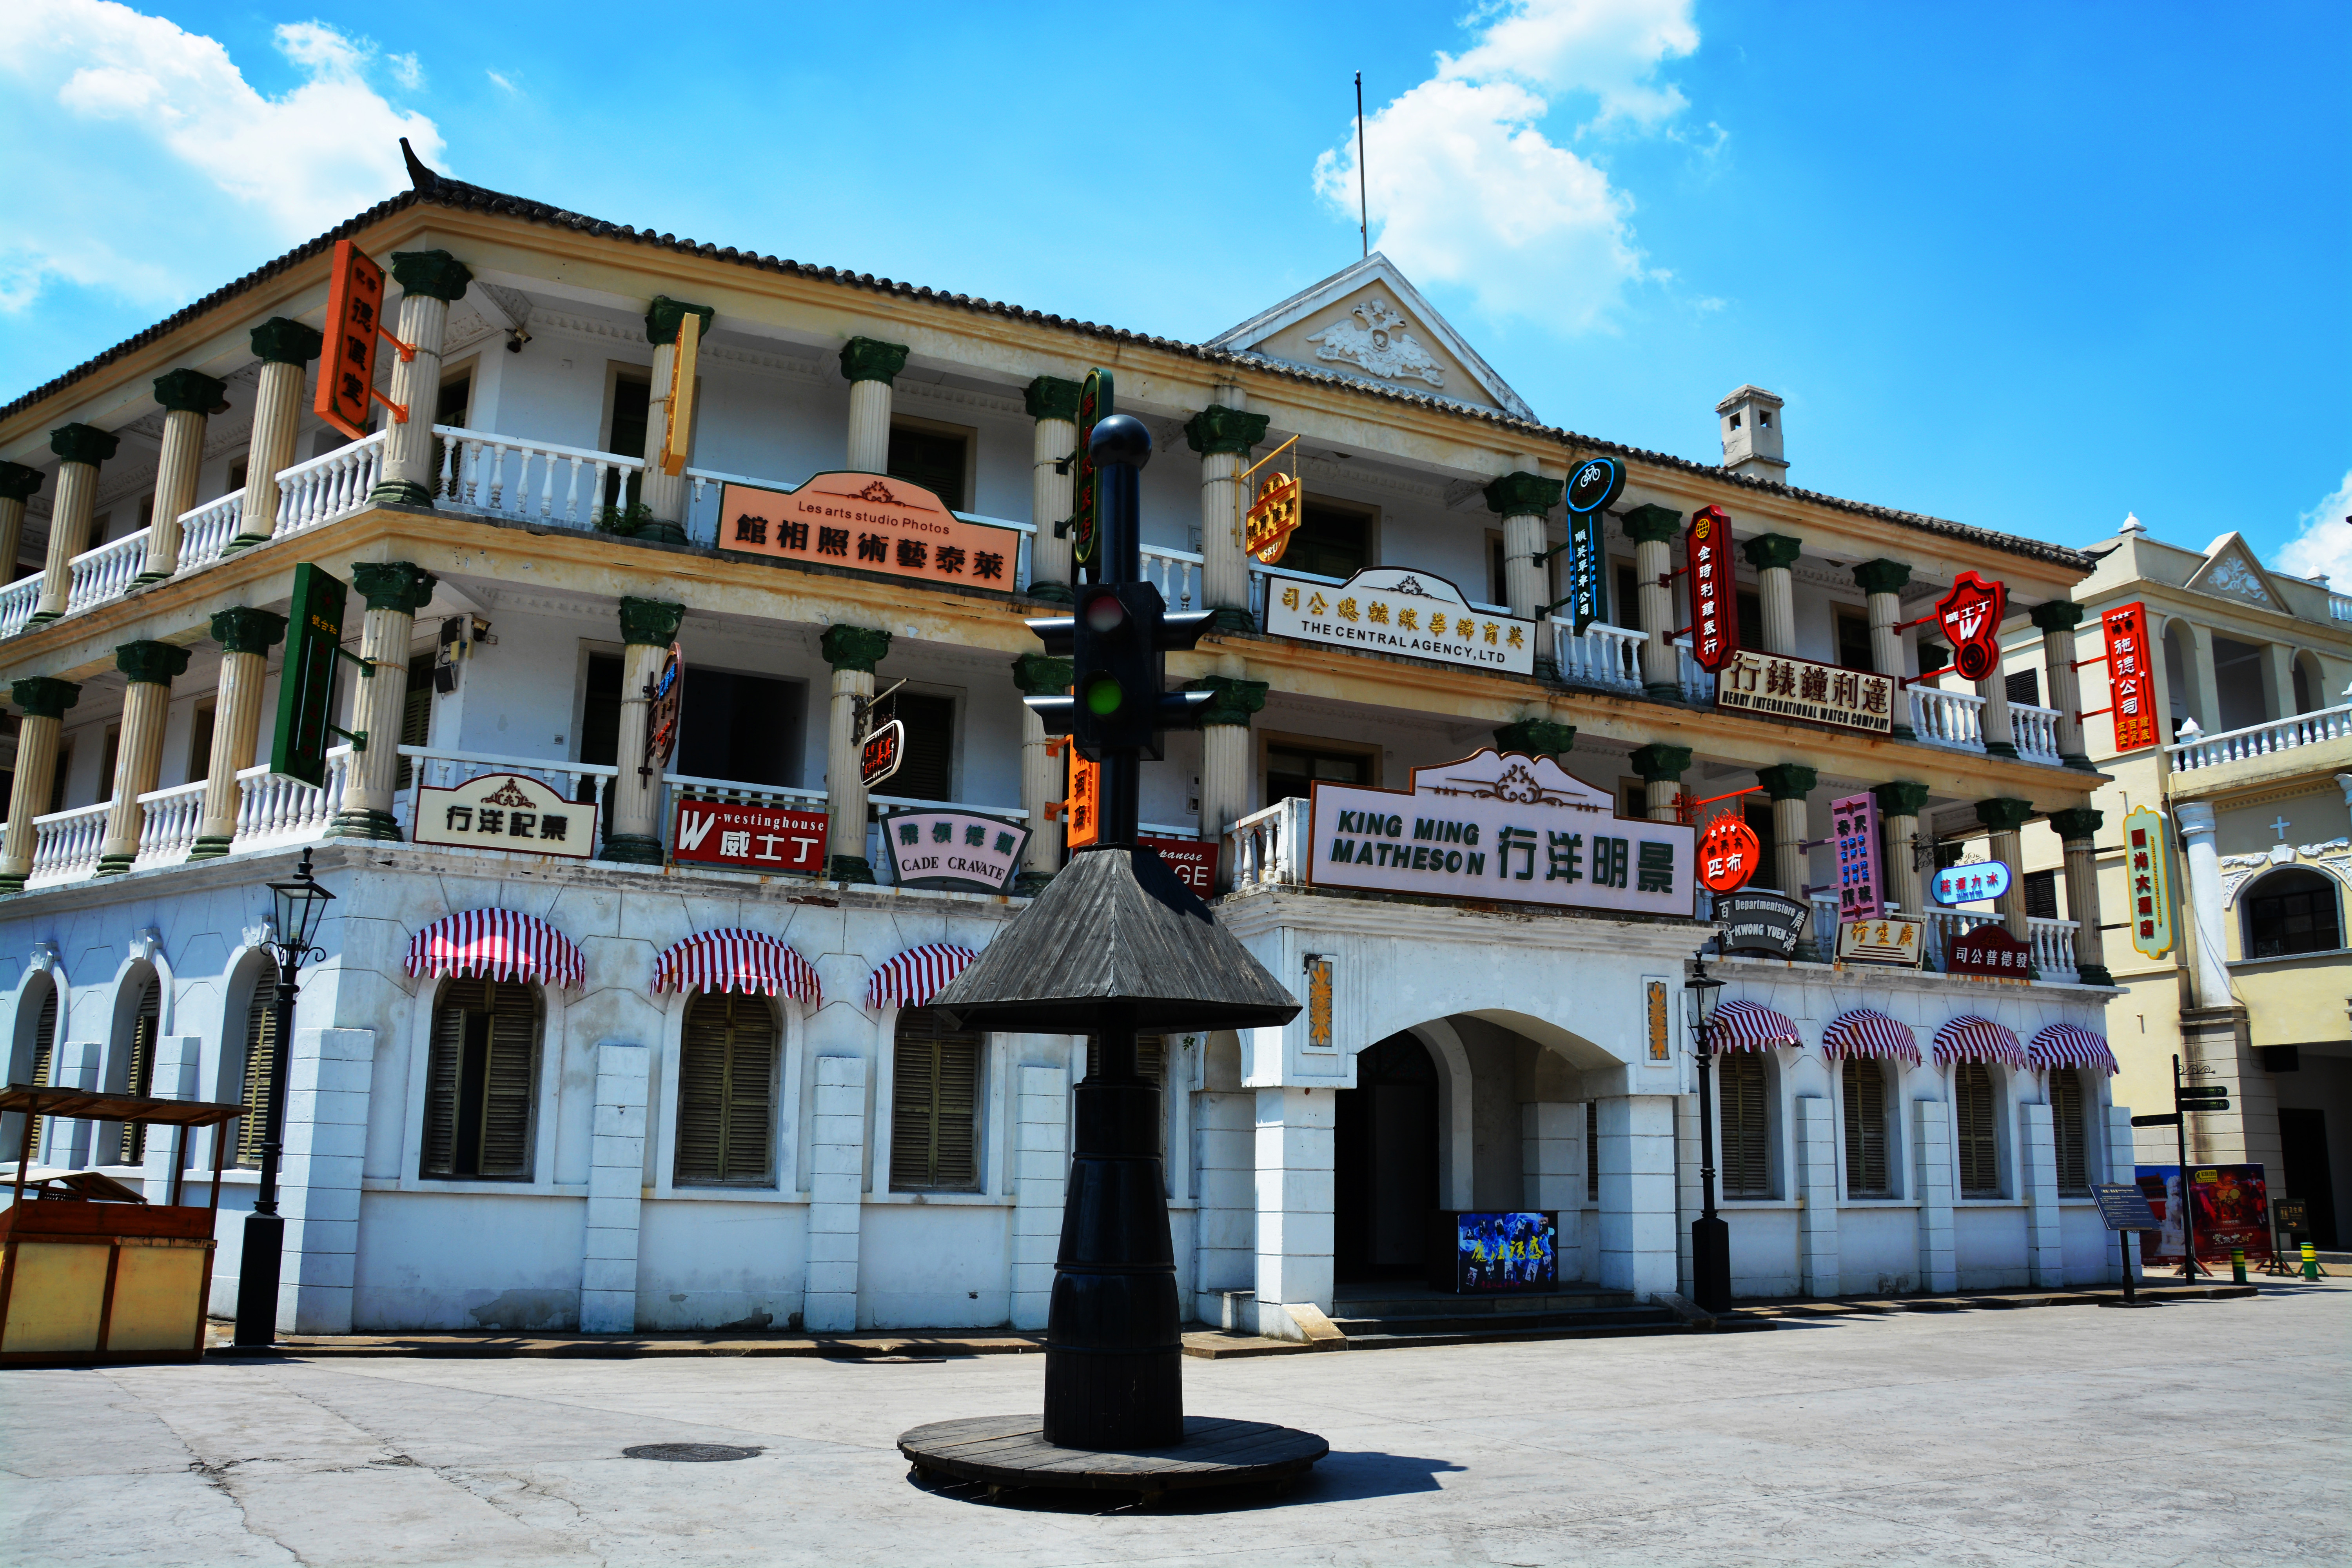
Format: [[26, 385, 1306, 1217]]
[[720, 474, 1020, 589], [1307, 749, 1693, 916], [1714, 650, 1896, 735], [1262, 568, 1535, 675], [886, 809, 1031, 893], [414, 773, 591, 858]]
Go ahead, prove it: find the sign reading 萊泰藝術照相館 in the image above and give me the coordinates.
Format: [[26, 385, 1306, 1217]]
[[1262, 568, 1536, 675], [886, 810, 1030, 894], [720, 475, 1020, 589], [1715, 650, 1896, 734], [414, 773, 591, 858], [1307, 750, 1692, 917]]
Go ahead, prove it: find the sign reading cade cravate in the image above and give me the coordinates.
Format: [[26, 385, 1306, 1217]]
[[1262, 568, 1537, 676], [1307, 749, 1693, 916], [885, 810, 1031, 893]]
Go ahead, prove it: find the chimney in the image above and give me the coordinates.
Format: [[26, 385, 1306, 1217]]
[[1716, 385, 1786, 482]]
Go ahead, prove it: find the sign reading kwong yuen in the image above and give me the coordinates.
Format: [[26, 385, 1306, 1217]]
[[1262, 568, 1536, 675], [1308, 749, 1693, 917]]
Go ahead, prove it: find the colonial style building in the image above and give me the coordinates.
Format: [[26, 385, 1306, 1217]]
[[0, 150, 2141, 1339]]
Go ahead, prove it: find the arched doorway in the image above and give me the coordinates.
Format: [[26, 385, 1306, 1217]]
[[1335, 1031, 1440, 1282]]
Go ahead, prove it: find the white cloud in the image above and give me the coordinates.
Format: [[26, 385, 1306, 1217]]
[[1314, 0, 1699, 328], [486, 70, 516, 93], [2272, 470, 2352, 585], [0, 1, 442, 317], [389, 52, 424, 91]]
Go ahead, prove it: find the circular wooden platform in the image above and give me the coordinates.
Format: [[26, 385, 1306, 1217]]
[[899, 1414, 1328, 1500]]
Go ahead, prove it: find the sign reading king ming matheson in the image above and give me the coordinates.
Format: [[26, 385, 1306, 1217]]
[[1262, 568, 1535, 675]]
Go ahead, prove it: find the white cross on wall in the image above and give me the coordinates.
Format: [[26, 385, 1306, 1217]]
[[2271, 815, 2292, 840]]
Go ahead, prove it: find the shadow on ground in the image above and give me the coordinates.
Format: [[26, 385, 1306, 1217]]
[[907, 1448, 1464, 1515]]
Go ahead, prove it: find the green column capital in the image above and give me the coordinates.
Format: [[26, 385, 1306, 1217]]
[[1024, 376, 1083, 423], [115, 640, 191, 686], [1975, 797, 2037, 834], [2048, 806, 2103, 843], [1493, 718, 1576, 756], [2031, 599, 2087, 633], [1629, 743, 1692, 782], [820, 623, 891, 672], [1742, 533, 1803, 571], [644, 296, 716, 347], [620, 597, 688, 649], [839, 337, 909, 386], [250, 317, 324, 366], [210, 606, 288, 656], [1872, 780, 1933, 818], [389, 249, 474, 301], [1010, 652, 1073, 697], [1187, 675, 1269, 726], [1183, 405, 1270, 458], [1854, 559, 1912, 596], [351, 561, 438, 614], [10, 677, 79, 720], [1483, 471, 1564, 517], [152, 368, 228, 416], [49, 423, 119, 466], [0, 462, 39, 504], [1757, 763, 1817, 802], [1620, 503, 1682, 544]]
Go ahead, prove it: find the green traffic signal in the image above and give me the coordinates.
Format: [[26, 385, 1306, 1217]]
[[1084, 675, 1125, 716]]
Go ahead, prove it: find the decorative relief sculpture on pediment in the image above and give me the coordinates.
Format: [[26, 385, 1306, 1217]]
[[1305, 296, 1446, 388], [2194, 546, 2279, 608]]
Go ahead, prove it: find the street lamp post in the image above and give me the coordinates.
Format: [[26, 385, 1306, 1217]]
[[1686, 962, 1730, 1314], [232, 847, 336, 1348]]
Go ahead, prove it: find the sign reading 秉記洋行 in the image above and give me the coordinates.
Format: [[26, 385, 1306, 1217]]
[[1714, 650, 1896, 735], [2124, 805, 2176, 958], [1262, 568, 1536, 675], [671, 797, 826, 874], [720, 474, 1019, 589], [886, 810, 1030, 894], [414, 773, 591, 858], [1307, 749, 1693, 916]]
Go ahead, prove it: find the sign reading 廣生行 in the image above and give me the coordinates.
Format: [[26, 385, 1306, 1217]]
[[1261, 568, 1535, 675], [1837, 915, 1924, 967], [720, 474, 1019, 590], [671, 797, 826, 874]]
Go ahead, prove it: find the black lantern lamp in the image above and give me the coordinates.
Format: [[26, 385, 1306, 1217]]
[[233, 847, 335, 1348], [1685, 960, 1731, 1313]]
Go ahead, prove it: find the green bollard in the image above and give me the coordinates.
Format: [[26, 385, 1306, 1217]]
[[2303, 1241, 2322, 1281], [2231, 1247, 2247, 1285]]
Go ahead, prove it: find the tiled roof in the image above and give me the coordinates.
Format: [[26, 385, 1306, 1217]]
[[3, 145, 2091, 573]]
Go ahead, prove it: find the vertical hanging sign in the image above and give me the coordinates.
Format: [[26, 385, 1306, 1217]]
[[2124, 804, 2176, 959], [1687, 505, 1737, 672], [1936, 570, 2008, 682], [2102, 601, 2157, 751], [317, 240, 399, 441], [1830, 791, 1883, 922], [1062, 740, 1100, 849], [1070, 368, 1112, 577], [1563, 456, 1624, 632], [269, 563, 350, 788], [659, 309, 701, 476]]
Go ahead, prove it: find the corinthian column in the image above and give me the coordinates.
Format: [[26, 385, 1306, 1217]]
[[637, 296, 712, 546], [0, 678, 79, 891], [1873, 780, 1931, 916], [235, 319, 323, 546], [368, 250, 474, 507], [1025, 376, 1079, 603], [1622, 504, 1682, 700], [1012, 652, 1072, 893], [325, 562, 436, 840], [96, 641, 192, 875], [188, 608, 287, 860], [1189, 672, 1267, 887], [2174, 802, 2234, 1007], [599, 597, 688, 865], [1743, 534, 1802, 654], [1486, 468, 1564, 622], [841, 338, 908, 474], [2048, 806, 2112, 985], [1975, 797, 2036, 940], [139, 369, 227, 583], [1758, 763, 1819, 955], [2031, 600, 2093, 769], [1185, 402, 1269, 632], [31, 423, 119, 625], [1854, 560, 1912, 739], [819, 624, 891, 883], [0, 463, 39, 583], [1630, 743, 1691, 823]]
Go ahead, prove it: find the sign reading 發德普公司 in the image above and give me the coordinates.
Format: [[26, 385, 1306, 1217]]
[[720, 474, 1019, 589], [886, 810, 1030, 893], [1307, 749, 1693, 916], [671, 797, 826, 874], [414, 773, 591, 858], [1713, 650, 1896, 734], [1262, 568, 1536, 675]]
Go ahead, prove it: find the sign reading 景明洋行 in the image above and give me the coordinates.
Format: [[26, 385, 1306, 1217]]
[[2124, 804, 2176, 958], [1714, 650, 1896, 734], [1261, 568, 1536, 675], [2102, 601, 2158, 751], [886, 809, 1030, 893], [671, 797, 826, 874], [415, 773, 590, 858], [720, 474, 1019, 589]]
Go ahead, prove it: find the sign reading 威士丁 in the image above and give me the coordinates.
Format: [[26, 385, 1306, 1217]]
[[1262, 568, 1536, 676], [1714, 650, 1896, 735], [1307, 749, 1693, 917], [671, 797, 826, 875]]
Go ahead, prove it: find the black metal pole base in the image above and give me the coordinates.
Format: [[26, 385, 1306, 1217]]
[[1691, 1215, 1731, 1314], [233, 1211, 285, 1346]]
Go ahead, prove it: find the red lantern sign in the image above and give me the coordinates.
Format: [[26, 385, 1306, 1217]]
[[1687, 505, 1739, 673], [317, 239, 392, 441], [1936, 571, 2007, 683], [1698, 813, 1760, 893], [2101, 600, 2156, 752]]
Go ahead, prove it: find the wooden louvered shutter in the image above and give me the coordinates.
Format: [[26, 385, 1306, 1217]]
[[27, 987, 56, 1160], [676, 991, 775, 1184], [2052, 1069, 2089, 1195], [1720, 1051, 1771, 1198], [675, 992, 728, 1183], [1842, 1058, 1889, 1198], [118, 980, 160, 1163], [477, 980, 541, 1178], [418, 978, 473, 1177], [1955, 1063, 2000, 1197], [892, 1010, 980, 1191], [237, 987, 278, 1169], [1586, 1098, 1599, 1201]]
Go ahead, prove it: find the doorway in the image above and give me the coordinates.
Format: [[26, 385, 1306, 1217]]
[[2279, 1108, 2337, 1249], [1334, 1031, 1440, 1282]]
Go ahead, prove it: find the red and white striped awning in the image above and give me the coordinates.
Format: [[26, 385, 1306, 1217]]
[[866, 943, 980, 1009], [405, 909, 584, 990], [2029, 1023, 2118, 1075], [651, 929, 820, 1003], [1822, 1008, 1922, 1067], [1932, 1014, 2027, 1069], [1713, 999, 1803, 1053]]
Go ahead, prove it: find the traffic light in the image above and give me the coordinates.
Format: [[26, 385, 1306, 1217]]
[[1025, 584, 1213, 761]]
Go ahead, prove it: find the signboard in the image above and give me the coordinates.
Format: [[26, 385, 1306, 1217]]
[[1646, 979, 1670, 1062], [1306, 748, 1693, 917], [859, 719, 904, 789], [1140, 833, 1213, 894], [646, 642, 682, 774], [2124, 805, 2176, 959], [672, 797, 826, 874], [1444, 1211, 1558, 1293], [1305, 954, 1334, 1050], [1563, 456, 1625, 632], [1831, 791, 1883, 922], [317, 239, 387, 441], [886, 810, 1029, 893], [1062, 742, 1100, 849], [1931, 858, 2013, 907], [2102, 601, 2157, 751], [1697, 814, 1761, 893], [1716, 889, 1810, 957], [719, 475, 1018, 589], [659, 308, 699, 475], [1837, 915, 1925, 967], [1262, 567, 1536, 675], [1245, 472, 1302, 564], [269, 562, 348, 788], [1936, 570, 2007, 682], [2138, 1165, 2271, 1264], [1071, 367, 1110, 572], [1686, 505, 1738, 673], [415, 773, 590, 857], [1714, 650, 1896, 735], [1945, 922, 2033, 978], [2093, 1182, 2161, 1232]]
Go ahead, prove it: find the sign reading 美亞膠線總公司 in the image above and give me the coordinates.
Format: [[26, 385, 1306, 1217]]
[[1307, 749, 1692, 916], [886, 810, 1030, 893], [1713, 650, 1896, 734], [720, 474, 1020, 589], [414, 773, 592, 858], [671, 797, 826, 874], [1262, 568, 1536, 675]]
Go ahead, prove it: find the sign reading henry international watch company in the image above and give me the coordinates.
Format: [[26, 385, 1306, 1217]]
[[720, 474, 1019, 589], [671, 797, 826, 874], [414, 773, 590, 858], [1263, 568, 1536, 675], [1714, 650, 1896, 735], [1308, 749, 1693, 916], [886, 810, 1030, 893], [1715, 889, 1811, 958]]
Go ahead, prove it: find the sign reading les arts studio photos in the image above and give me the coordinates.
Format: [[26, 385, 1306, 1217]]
[[671, 797, 826, 874], [1945, 922, 2033, 978], [1308, 749, 1693, 917], [886, 810, 1030, 894], [1715, 650, 1896, 735], [720, 474, 1019, 589], [415, 773, 591, 858], [1263, 568, 1536, 676]]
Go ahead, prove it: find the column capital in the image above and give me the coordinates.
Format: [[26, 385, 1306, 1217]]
[[1183, 405, 1269, 457], [389, 249, 474, 301], [1493, 718, 1576, 756], [644, 295, 716, 347], [1010, 652, 1073, 697], [152, 368, 228, 415], [1024, 375, 1083, 423], [1873, 780, 1933, 818], [1756, 762, 1817, 801], [1628, 742, 1692, 782], [2174, 800, 2216, 836], [839, 336, 909, 386], [250, 316, 324, 365], [1187, 675, 1268, 726], [2030, 599, 2087, 632], [9, 676, 79, 720], [351, 561, 438, 614], [49, 423, 119, 466], [1482, 471, 1564, 517], [1973, 796, 2037, 834], [1853, 559, 1911, 596], [820, 623, 891, 672], [2047, 806, 2103, 843], [1742, 532, 1803, 571], [0, 462, 39, 504], [619, 597, 688, 649], [210, 606, 288, 655], [114, 640, 191, 687], [1620, 503, 1682, 544]]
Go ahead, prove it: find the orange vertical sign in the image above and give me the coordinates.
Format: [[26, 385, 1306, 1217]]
[[1063, 743, 1100, 849], [2102, 601, 2156, 752], [318, 240, 389, 441]]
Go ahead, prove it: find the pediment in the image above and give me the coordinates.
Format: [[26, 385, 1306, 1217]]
[[2185, 532, 2284, 611]]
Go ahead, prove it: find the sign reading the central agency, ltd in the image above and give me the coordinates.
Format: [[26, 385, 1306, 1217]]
[[1715, 650, 1896, 735], [720, 474, 1018, 589], [1308, 749, 1693, 917], [886, 810, 1030, 893], [1263, 568, 1535, 675], [414, 773, 590, 858], [672, 797, 826, 874]]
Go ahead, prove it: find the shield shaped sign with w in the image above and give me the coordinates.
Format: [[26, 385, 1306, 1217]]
[[1937, 571, 2007, 682]]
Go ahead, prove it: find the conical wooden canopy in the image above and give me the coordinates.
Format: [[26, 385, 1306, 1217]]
[[930, 846, 1299, 1034]]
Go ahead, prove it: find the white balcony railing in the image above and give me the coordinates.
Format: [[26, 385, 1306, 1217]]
[[1911, 684, 1986, 750], [1553, 620, 1644, 691], [2012, 702, 2064, 764], [2330, 592, 2352, 624], [133, 780, 207, 867], [436, 426, 640, 532], [175, 490, 247, 573], [396, 746, 617, 846], [2165, 704, 2352, 774], [1224, 797, 1309, 891], [65, 529, 152, 615], [1141, 545, 1203, 612], [1676, 641, 1714, 706], [232, 751, 352, 849], [0, 575, 42, 638], [1810, 898, 2079, 982], [25, 802, 109, 886], [276, 430, 388, 535]]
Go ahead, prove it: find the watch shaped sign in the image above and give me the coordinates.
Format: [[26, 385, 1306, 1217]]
[[1936, 571, 2008, 682]]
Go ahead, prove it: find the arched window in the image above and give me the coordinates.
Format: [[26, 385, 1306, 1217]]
[[1842, 1058, 1892, 1198], [235, 983, 278, 1169], [2051, 1069, 2091, 1196], [115, 974, 159, 1164], [20, 980, 58, 1161], [1719, 1051, 1772, 1199], [675, 990, 777, 1184], [421, 977, 543, 1180], [1955, 1063, 2002, 1198], [890, 1008, 980, 1192], [2244, 868, 2341, 959]]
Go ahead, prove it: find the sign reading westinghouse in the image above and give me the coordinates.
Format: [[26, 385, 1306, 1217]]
[[1714, 649, 1896, 735], [671, 797, 826, 874], [1262, 568, 1535, 676], [1307, 750, 1692, 916]]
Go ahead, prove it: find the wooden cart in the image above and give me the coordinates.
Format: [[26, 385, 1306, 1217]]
[[1, 1083, 245, 1367]]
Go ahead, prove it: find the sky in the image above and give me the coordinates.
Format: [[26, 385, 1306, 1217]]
[[2, 0, 2347, 578]]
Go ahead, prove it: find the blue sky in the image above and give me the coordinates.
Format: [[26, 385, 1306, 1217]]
[[4, 1, 2347, 575]]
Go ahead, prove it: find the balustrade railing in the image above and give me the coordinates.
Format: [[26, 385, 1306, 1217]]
[[397, 746, 617, 846], [2011, 702, 2064, 764], [65, 529, 153, 614], [0, 576, 41, 638], [275, 431, 387, 535], [436, 426, 638, 532], [174, 490, 245, 573], [1553, 620, 1644, 690], [133, 781, 207, 867], [1141, 545, 1203, 612], [25, 802, 109, 886], [1224, 797, 1308, 891], [1677, 641, 1714, 706], [232, 749, 352, 849], [1911, 684, 1986, 750], [2165, 703, 2352, 773]]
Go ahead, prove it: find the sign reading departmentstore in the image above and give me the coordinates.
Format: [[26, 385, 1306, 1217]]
[[1262, 568, 1536, 676], [1308, 750, 1693, 916], [1713, 649, 1896, 735], [720, 474, 1020, 588]]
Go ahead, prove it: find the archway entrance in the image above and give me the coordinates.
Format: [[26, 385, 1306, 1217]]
[[1334, 1031, 1440, 1282]]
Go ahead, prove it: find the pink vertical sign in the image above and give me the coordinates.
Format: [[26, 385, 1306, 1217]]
[[1831, 791, 1883, 922]]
